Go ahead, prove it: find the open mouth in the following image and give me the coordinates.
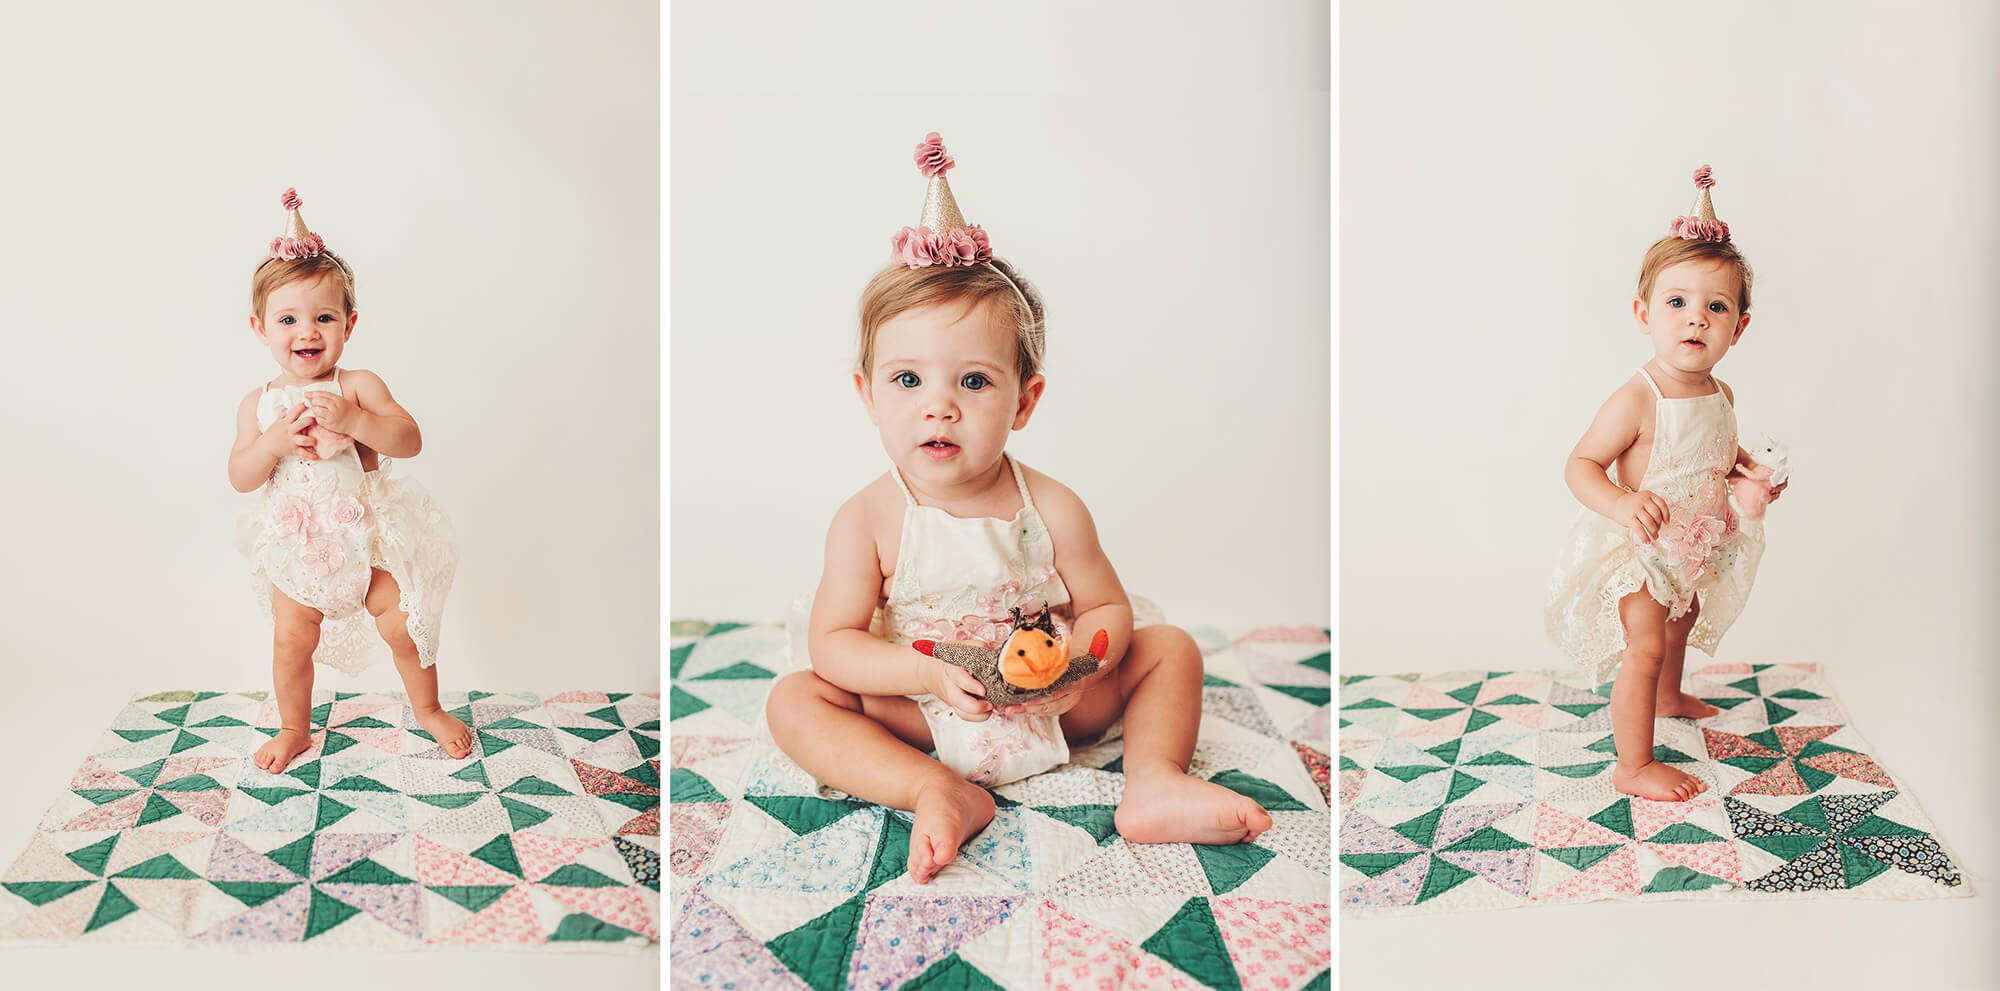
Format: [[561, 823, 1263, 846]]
[[1680, 338, 1705, 348], [920, 439, 960, 458], [293, 347, 324, 359]]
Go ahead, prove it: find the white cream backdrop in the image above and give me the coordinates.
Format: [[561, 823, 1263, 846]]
[[670, 1, 1331, 630]]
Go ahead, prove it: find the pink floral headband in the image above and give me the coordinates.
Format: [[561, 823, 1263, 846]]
[[890, 133, 994, 268], [1670, 165, 1730, 243], [269, 187, 328, 260]]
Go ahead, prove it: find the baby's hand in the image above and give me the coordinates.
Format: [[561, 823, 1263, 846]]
[[919, 655, 992, 722], [1616, 489, 1670, 542], [257, 403, 319, 461], [303, 389, 360, 434], [999, 683, 1087, 719]]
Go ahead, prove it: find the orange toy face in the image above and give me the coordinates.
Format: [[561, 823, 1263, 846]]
[[999, 626, 1068, 690]]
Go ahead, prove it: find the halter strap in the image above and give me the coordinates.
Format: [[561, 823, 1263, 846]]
[[888, 465, 919, 506], [1005, 453, 1036, 513], [1636, 366, 1664, 399]]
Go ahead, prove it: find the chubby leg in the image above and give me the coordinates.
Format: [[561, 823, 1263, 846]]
[[1655, 595, 1719, 719], [1061, 625, 1273, 844], [1609, 589, 1705, 801], [764, 670, 993, 884], [254, 587, 321, 773], [366, 568, 471, 759]]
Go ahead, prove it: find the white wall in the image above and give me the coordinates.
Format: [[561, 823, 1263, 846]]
[[670, 1, 1331, 630], [0, 1, 660, 699]]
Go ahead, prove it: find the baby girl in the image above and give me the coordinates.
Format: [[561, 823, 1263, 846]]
[[227, 189, 467, 773], [766, 134, 1273, 884], [1548, 167, 1785, 802]]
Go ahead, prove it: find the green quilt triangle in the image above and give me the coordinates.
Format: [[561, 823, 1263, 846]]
[[290, 760, 323, 790], [472, 835, 524, 878], [500, 796, 554, 830], [1541, 844, 1621, 871], [670, 642, 696, 679], [1553, 703, 1607, 719], [1392, 808, 1444, 849], [114, 853, 200, 880], [1646, 822, 1725, 844], [476, 731, 517, 757], [670, 686, 711, 720], [410, 792, 484, 810], [745, 794, 868, 834], [484, 716, 543, 731], [1266, 684, 1331, 707], [1838, 842, 1891, 888], [1763, 700, 1797, 724], [1299, 651, 1330, 673], [451, 761, 491, 787], [321, 858, 413, 885], [1589, 799, 1635, 839], [328, 775, 397, 793], [1745, 834, 1828, 861], [1140, 897, 1240, 991], [1543, 761, 1612, 779], [864, 813, 914, 892], [1443, 770, 1484, 804], [429, 885, 511, 913], [1192, 842, 1274, 895], [134, 793, 183, 828], [1207, 771, 1309, 812], [67, 836, 118, 877], [1339, 852, 1419, 877], [1485, 694, 1540, 706], [1340, 697, 1394, 710], [1643, 866, 1729, 892], [1464, 710, 1501, 734], [1442, 826, 1529, 853], [542, 864, 624, 888], [316, 796, 357, 830], [1444, 684, 1483, 706], [501, 776, 573, 797], [153, 705, 192, 727], [266, 836, 316, 879], [1415, 855, 1477, 903], [768, 894, 866, 991], [550, 912, 642, 942], [560, 727, 621, 742], [320, 732, 360, 757], [113, 729, 172, 743], [340, 716, 396, 729], [123, 760, 167, 789], [1033, 804, 1120, 845], [692, 662, 776, 681], [1424, 738, 1462, 765], [156, 774, 225, 793], [303, 887, 360, 940], [903, 954, 1004, 990], [670, 768, 727, 804], [1302, 969, 1331, 991], [213, 881, 296, 907], [73, 788, 139, 806], [84, 883, 139, 933], [1782, 800, 1834, 835]]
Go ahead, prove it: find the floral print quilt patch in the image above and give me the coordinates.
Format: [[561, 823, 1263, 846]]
[[1339, 662, 1969, 914], [0, 690, 660, 947], [669, 620, 1333, 990]]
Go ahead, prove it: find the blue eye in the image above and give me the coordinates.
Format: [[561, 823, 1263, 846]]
[[1708, 301, 1727, 313], [892, 371, 920, 389], [279, 315, 295, 324], [318, 313, 336, 322], [961, 373, 990, 390], [1666, 296, 1684, 308]]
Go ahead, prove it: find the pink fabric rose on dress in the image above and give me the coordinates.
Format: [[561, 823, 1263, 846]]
[[300, 537, 347, 576], [270, 496, 313, 538], [1658, 514, 1728, 585], [330, 495, 367, 529]]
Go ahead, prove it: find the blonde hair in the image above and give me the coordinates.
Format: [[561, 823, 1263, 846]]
[[250, 252, 357, 320], [857, 258, 1045, 384], [1636, 236, 1753, 313]]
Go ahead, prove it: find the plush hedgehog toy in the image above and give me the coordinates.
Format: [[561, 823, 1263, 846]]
[[1730, 435, 1790, 520], [912, 606, 1109, 707]]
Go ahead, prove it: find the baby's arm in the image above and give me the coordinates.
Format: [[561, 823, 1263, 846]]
[[807, 492, 992, 718], [1565, 383, 1670, 541], [228, 388, 314, 492], [308, 369, 422, 458], [1032, 476, 1133, 675]]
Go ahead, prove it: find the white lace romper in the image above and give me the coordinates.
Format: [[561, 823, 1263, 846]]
[[237, 370, 458, 675], [1548, 368, 1764, 683], [787, 454, 1161, 787]]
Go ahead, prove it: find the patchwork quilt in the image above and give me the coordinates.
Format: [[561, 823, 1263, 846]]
[[0, 690, 661, 946], [1339, 662, 1970, 914], [670, 619, 1334, 990]]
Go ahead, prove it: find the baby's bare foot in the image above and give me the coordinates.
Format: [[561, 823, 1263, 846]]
[[1655, 691, 1721, 720], [1115, 768, 1274, 845], [413, 706, 473, 759], [252, 728, 314, 774], [908, 775, 996, 885], [1611, 760, 1706, 802]]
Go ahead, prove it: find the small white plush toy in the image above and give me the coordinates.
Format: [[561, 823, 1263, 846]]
[[1730, 435, 1790, 520]]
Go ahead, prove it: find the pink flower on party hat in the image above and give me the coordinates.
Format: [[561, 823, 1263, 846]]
[[890, 132, 992, 268], [1670, 165, 1731, 243], [269, 187, 329, 260]]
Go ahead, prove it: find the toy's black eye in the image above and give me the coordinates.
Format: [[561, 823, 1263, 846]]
[[1016, 649, 1026, 656], [1044, 639, 1053, 647]]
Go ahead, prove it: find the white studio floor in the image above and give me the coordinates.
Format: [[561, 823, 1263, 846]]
[[0, 658, 658, 990], [1338, 653, 1998, 989]]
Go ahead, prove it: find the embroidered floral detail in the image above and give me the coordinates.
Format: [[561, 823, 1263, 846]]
[[330, 495, 366, 529], [299, 536, 348, 576], [1657, 514, 1728, 586], [270, 496, 313, 537]]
